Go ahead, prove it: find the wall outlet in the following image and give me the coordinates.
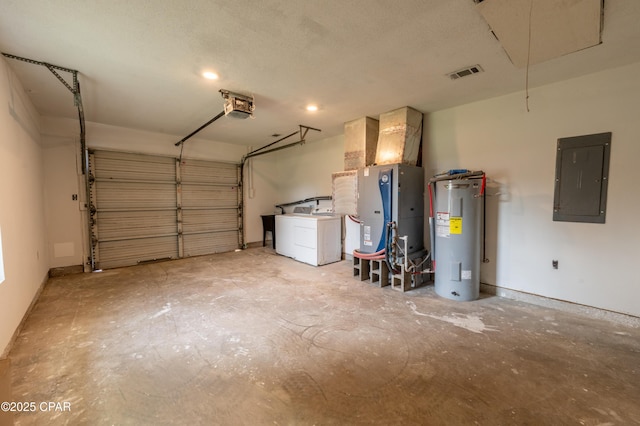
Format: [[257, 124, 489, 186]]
[[552, 260, 559, 269]]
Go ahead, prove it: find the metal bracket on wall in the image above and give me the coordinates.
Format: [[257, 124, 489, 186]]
[[3, 52, 93, 270], [1, 52, 86, 174], [242, 125, 322, 162]]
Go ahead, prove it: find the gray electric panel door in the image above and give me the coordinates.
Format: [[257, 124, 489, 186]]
[[89, 150, 240, 269], [553, 132, 611, 223]]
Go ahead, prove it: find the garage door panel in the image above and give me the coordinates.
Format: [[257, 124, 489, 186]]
[[181, 159, 237, 185], [95, 181, 176, 210], [97, 236, 178, 270], [182, 209, 238, 233], [183, 231, 239, 257], [90, 150, 241, 270], [94, 151, 175, 182], [181, 184, 238, 208], [98, 211, 177, 240]]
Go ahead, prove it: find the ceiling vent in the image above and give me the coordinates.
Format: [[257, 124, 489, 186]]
[[447, 65, 484, 80], [220, 89, 255, 119]]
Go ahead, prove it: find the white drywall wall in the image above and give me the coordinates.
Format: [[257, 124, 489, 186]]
[[42, 138, 84, 268], [243, 154, 281, 244], [0, 228, 5, 284], [275, 134, 345, 208], [0, 58, 49, 356], [424, 61, 640, 317], [42, 117, 247, 163]]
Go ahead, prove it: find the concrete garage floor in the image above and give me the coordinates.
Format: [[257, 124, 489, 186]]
[[7, 247, 640, 425]]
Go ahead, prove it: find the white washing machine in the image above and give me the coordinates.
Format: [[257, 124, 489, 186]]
[[275, 214, 341, 266]]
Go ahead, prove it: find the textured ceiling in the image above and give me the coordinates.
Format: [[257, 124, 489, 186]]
[[1, 0, 640, 146]]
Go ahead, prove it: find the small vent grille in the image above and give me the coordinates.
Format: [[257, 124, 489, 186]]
[[448, 65, 484, 80]]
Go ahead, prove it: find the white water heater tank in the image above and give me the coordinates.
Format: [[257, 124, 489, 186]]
[[434, 177, 483, 301]]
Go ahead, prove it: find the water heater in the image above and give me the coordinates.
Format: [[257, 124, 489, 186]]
[[432, 174, 484, 301]]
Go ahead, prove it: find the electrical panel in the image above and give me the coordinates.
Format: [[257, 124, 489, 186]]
[[553, 132, 611, 223]]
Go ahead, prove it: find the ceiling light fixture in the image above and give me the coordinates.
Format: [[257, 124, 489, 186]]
[[306, 104, 318, 112], [202, 71, 219, 80]]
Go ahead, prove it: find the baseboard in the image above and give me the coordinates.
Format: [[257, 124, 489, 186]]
[[0, 272, 48, 359], [49, 264, 84, 277], [480, 283, 640, 328]]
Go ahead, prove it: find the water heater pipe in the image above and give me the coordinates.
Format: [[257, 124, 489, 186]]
[[353, 248, 385, 260]]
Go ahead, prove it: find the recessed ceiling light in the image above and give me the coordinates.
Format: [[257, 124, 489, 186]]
[[306, 104, 318, 112], [202, 71, 219, 80]]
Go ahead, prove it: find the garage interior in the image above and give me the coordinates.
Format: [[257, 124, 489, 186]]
[[1, 1, 640, 424]]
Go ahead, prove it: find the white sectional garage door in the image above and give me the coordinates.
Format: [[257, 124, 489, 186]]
[[180, 159, 240, 257], [89, 150, 240, 270]]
